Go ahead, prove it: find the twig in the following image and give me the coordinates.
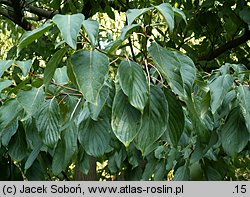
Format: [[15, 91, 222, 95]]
[[51, 81, 79, 92], [148, 62, 164, 84], [144, 59, 150, 85], [128, 37, 136, 61]]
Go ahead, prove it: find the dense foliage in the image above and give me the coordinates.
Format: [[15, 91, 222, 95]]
[[0, 0, 250, 181]]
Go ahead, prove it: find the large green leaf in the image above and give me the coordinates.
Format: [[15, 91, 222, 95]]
[[237, 85, 250, 132], [17, 87, 45, 117], [0, 80, 13, 93], [15, 60, 33, 77], [78, 115, 111, 157], [8, 126, 28, 161], [221, 107, 249, 157], [52, 122, 77, 175], [118, 60, 148, 111], [134, 86, 168, 153], [149, 42, 196, 97], [36, 98, 60, 147], [126, 7, 153, 25], [164, 90, 184, 146], [17, 23, 52, 54], [111, 90, 141, 147], [0, 99, 22, 146], [44, 47, 67, 89], [53, 14, 85, 49], [155, 3, 174, 32], [0, 60, 14, 77], [209, 74, 234, 114], [71, 50, 109, 104], [82, 19, 99, 47]]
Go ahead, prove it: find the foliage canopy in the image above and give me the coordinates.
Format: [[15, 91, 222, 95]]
[[0, 0, 250, 181]]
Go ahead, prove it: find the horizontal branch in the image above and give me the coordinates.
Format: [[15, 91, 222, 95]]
[[28, 5, 58, 19], [198, 28, 250, 61]]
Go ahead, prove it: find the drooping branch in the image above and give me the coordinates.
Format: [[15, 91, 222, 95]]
[[198, 27, 250, 61]]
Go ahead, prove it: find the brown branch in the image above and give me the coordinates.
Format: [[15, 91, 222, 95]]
[[197, 28, 250, 61]]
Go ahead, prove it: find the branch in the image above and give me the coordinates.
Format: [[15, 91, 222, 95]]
[[28, 5, 58, 19], [0, 1, 33, 30], [197, 28, 250, 61]]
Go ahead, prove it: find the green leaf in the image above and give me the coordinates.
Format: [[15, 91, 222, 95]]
[[164, 90, 184, 146], [15, 60, 33, 77], [8, 126, 28, 161], [173, 163, 190, 181], [25, 142, 43, 170], [111, 90, 141, 147], [82, 19, 99, 47], [53, 66, 69, 85], [118, 60, 148, 111], [173, 8, 187, 24], [71, 50, 109, 104], [24, 118, 42, 150], [209, 74, 234, 114], [154, 160, 166, 180], [44, 47, 68, 90], [1, 119, 18, 147], [179, 51, 196, 96], [149, 42, 196, 97], [77, 147, 90, 175], [206, 166, 223, 181], [36, 98, 60, 147], [0, 99, 22, 146], [107, 39, 123, 53], [142, 157, 158, 180], [52, 122, 77, 175], [17, 87, 45, 117], [221, 107, 249, 157], [88, 85, 109, 121], [0, 60, 14, 77], [26, 160, 45, 181], [155, 3, 174, 32], [120, 24, 141, 40], [78, 116, 111, 157], [126, 7, 153, 25], [0, 80, 13, 93], [53, 14, 85, 49], [134, 86, 168, 153], [237, 85, 250, 132], [18, 23, 52, 54]]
